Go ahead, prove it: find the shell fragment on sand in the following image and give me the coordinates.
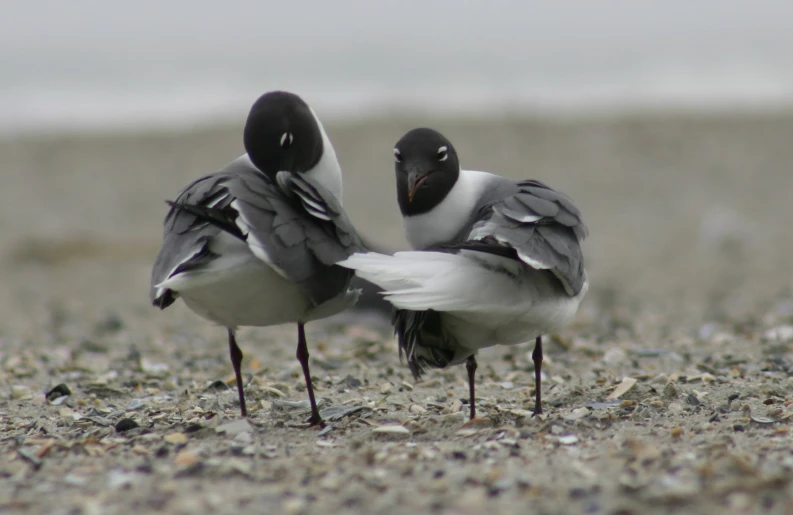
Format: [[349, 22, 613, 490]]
[[607, 377, 637, 400], [372, 425, 411, 436]]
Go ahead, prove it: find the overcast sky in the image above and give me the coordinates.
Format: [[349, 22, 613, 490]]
[[2, 1, 792, 131], [3, 1, 792, 60]]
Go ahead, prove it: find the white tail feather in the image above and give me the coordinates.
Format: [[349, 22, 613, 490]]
[[338, 251, 526, 313]]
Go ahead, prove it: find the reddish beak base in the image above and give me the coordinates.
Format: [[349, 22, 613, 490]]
[[408, 175, 428, 203]]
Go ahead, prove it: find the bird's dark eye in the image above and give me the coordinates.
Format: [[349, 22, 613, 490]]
[[393, 148, 402, 163], [437, 146, 448, 162], [280, 132, 294, 147]]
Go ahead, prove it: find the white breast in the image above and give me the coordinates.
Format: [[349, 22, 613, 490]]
[[440, 270, 588, 365], [403, 169, 493, 249], [302, 107, 344, 204], [166, 235, 357, 327]]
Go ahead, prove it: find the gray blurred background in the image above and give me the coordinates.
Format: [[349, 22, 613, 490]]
[[5, 6, 793, 513], [1, 0, 792, 331], [3, 1, 793, 132]]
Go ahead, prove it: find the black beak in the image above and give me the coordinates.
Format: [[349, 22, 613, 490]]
[[407, 169, 430, 203]]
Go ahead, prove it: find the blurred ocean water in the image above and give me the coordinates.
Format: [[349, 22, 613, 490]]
[[2, 0, 793, 134]]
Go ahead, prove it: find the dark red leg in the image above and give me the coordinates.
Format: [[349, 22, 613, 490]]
[[227, 328, 247, 417], [296, 323, 324, 427], [466, 355, 478, 420], [532, 335, 543, 415]]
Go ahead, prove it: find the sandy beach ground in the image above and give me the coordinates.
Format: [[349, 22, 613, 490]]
[[2, 112, 793, 514]]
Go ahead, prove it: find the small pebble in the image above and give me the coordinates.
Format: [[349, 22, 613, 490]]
[[45, 384, 72, 402], [344, 375, 362, 388], [62, 475, 87, 486], [205, 380, 229, 391], [563, 407, 591, 421], [216, 418, 253, 436], [11, 385, 32, 400], [372, 425, 410, 436], [115, 418, 139, 432], [558, 435, 579, 445], [651, 373, 669, 384], [184, 423, 203, 433], [174, 450, 198, 467], [163, 432, 188, 444], [127, 399, 147, 410], [602, 348, 627, 364], [282, 498, 307, 515], [663, 383, 678, 399], [409, 404, 427, 415], [106, 470, 138, 490], [668, 402, 684, 414]]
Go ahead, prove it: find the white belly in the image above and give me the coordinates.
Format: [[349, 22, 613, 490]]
[[158, 230, 359, 328], [441, 274, 588, 364], [179, 259, 313, 328]]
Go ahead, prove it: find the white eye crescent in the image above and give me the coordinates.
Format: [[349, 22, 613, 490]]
[[393, 148, 402, 163], [437, 145, 448, 162], [280, 132, 294, 147]]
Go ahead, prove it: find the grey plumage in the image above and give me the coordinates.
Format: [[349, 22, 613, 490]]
[[468, 179, 588, 296], [151, 157, 363, 314], [151, 159, 244, 308], [342, 127, 589, 419], [151, 90, 367, 423], [392, 177, 588, 377]]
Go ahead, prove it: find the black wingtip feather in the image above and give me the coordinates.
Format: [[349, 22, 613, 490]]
[[167, 200, 246, 241], [393, 309, 454, 380], [153, 290, 177, 310], [437, 237, 519, 260]]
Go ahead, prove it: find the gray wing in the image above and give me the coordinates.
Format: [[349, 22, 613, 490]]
[[229, 170, 365, 304], [150, 157, 364, 308], [463, 179, 588, 296], [150, 160, 248, 308]]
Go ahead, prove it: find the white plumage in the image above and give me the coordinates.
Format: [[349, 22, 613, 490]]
[[402, 170, 491, 249], [344, 127, 589, 420], [150, 91, 363, 423], [340, 250, 587, 363]]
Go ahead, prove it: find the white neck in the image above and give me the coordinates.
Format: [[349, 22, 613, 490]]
[[302, 107, 344, 204], [402, 169, 493, 249]]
